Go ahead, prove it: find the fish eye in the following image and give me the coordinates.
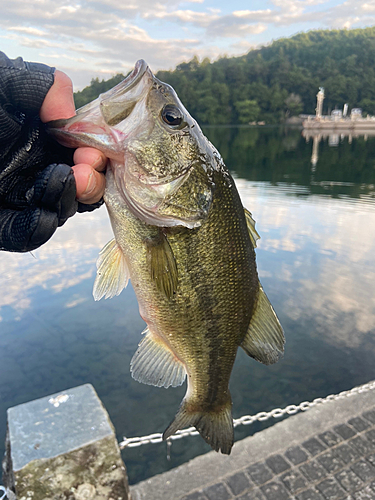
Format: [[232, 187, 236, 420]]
[[161, 105, 185, 129]]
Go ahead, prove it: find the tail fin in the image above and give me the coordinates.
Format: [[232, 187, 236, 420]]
[[163, 398, 234, 455]]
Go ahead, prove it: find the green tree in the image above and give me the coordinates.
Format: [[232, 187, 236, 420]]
[[234, 100, 261, 123], [74, 26, 375, 124], [285, 93, 303, 116], [359, 98, 375, 115]]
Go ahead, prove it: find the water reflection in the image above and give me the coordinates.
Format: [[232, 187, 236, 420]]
[[205, 126, 375, 197], [236, 180, 375, 350], [1, 126, 375, 484], [302, 129, 375, 168]]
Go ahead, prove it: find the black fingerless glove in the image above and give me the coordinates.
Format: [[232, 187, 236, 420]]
[[0, 52, 102, 252]]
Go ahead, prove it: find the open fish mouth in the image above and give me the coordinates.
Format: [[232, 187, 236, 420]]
[[65, 59, 149, 118], [47, 58, 215, 228], [46, 60, 151, 155], [75, 59, 150, 123]]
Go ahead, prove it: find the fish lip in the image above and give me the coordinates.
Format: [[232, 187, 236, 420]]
[[98, 59, 149, 107]]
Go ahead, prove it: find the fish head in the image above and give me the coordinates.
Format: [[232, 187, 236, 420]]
[[48, 60, 220, 228]]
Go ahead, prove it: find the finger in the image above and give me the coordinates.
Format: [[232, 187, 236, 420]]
[[73, 164, 105, 204], [73, 148, 107, 172], [40, 70, 75, 123], [33, 164, 78, 225], [0, 207, 58, 252]]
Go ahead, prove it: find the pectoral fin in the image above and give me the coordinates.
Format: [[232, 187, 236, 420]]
[[93, 239, 129, 301], [244, 208, 260, 248], [131, 328, 186, 388], [241, 285, 285, 365], [146, 231, 178, 299]]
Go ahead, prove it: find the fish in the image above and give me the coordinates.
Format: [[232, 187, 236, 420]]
[[48, 60, 285, 455]]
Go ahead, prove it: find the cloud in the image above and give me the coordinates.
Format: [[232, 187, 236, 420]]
[[233, 9, 274, 19], [143, 9, 218, 27], [1, 0, 375, 88], [8, 26, 47, 36], [362, 2, 375, 11], [207, 19, 267, 38], [237, 179, 375, 351], [82, 0, 205, 18], [5, 34, 59, 50], [142, 5, 270, 39], [0, 207, 112, 315], [1, 0, 207, 86]]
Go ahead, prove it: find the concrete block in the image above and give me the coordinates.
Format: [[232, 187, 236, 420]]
[[3, 384, 130, 500], [201, 482, 231, 500], [315, 477, 346, 500], [246, 463, 273, 486], [225, 471, 252, 496], [260, 481, 290, 500], [284, 446, 309, 466]]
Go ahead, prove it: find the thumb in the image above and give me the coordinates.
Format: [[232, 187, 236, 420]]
[[40, 70, 76, 123]]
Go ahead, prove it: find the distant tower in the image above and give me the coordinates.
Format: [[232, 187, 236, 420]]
[[316, 87, 324, 118], [343, 103, 348, 117]]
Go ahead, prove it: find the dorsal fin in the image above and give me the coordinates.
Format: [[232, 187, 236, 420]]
[[244, 208, 260, 248], [241, 285, 285, 365], [93, 239, 129, 301]]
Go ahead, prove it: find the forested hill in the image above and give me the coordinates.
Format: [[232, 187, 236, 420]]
[[74, 27, 375, 125]]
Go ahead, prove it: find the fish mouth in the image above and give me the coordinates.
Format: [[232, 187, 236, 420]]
[[81, 59, 149, 116], [46, 59, 151, 155]]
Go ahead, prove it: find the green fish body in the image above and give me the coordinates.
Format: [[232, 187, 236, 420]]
[[48, 60, 285, 454]]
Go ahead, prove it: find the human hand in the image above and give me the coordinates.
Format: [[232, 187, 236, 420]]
[[0, 52, 106, 252], [40, 70, 106, 204]]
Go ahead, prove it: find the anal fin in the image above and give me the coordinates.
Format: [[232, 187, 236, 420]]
[[93, 239, 129, 301], [241, 285, 285, 365], [131, 329, 186, 388]]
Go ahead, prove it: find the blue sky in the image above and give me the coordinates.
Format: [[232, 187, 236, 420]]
[[1, 0, 374, 89]]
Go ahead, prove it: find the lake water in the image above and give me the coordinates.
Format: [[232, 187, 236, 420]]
[[1, 126, 375, 484]]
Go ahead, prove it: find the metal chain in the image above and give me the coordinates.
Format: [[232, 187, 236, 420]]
[[0, 486, 17, 500], [119, 379, 375, 449]]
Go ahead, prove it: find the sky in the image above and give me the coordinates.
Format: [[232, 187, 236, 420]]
[[1, 0, 375, 89]]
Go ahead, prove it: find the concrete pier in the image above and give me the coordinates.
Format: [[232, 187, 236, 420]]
[[131, 387, 375, 500], [3, 384, 130, 500], [3, 383, 375, 500]]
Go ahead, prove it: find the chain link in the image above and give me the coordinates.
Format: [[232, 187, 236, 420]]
[[119, 379, 375, 450]]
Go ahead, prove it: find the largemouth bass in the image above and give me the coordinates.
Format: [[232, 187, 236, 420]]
[[48, 60, 285, 455]]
